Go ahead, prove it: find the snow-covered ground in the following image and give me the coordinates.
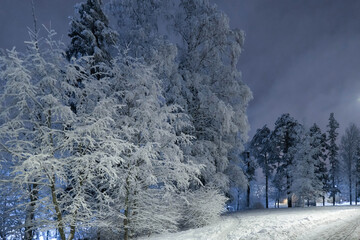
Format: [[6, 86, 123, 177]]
[[140, 205, 360, 240]]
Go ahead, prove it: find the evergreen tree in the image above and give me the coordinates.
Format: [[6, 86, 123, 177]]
[[291, 131, 323, 207], [355, 146, 360, 205], [309, 123, 329, 206], [67, 0, 117, 72], [272, 113, 303, 207], [339, 123, 360, 205], [327, 112, 340, 206], [250, 125, 273, 208], [241, 150, 256, 208]]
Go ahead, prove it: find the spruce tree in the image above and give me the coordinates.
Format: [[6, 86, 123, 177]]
[[66, 0, 118, 114], [291, 131, 323, 207], [355, 146, 360, 205], [309, 123, 329, 206], [327, 112, 340, 206], [250, 125, 273, 208], [272, 113, 303, 207], [66, 0, 117, 69]]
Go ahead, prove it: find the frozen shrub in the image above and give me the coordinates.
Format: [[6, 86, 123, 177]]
[[181, 187, 227, 229]]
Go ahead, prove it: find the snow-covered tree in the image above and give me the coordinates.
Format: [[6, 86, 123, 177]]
[[102, 54, 201, 239], [108, 0, 188, 119], [250, 125, 274, 208], [339, 123, 360, 205], [67, 0, 117, 78], [107, 0, 169, 61], [309, 123, 329, 206], [0, 161, 24, 239], [242, 150, 256, 208], [180, 187, 227, 228], [291, 132, 323, 207], [171, 0, 252, 195], [108, 0, 251, 215], [1, 0, 254, 237], [271, 113, 303, 207], [0, 30, 125, 240], [0, 46, 50, 239], [0, 42, 73, 239], [355, 146, 360, 205], [327, 112, 340, 206]]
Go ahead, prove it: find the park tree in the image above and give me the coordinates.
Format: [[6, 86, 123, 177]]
[[172, 0, 252, 195], [355, 146, 360, 205], [0, 0, 253, 238], [271, 113, 303, 207], [291, 130, 323, 207], [339, 123, 360, 205], [327, 112, 340, 205], [67, 0, 117, 78], [108, 0, 252, 209], [309, 123, 329, 206], [250, 125, 273, 208]]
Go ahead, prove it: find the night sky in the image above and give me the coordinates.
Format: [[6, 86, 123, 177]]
[[1, 0, 360, 138]]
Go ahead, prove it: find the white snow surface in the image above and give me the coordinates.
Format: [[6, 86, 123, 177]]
[[140, 206, 360, 240]]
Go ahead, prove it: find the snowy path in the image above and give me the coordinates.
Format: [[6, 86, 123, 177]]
[[299, 207, 360, 240], [140, 206, 360, 240]]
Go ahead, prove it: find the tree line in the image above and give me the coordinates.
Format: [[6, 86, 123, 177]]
[[249, 112, 360, 209], [0, 0, 252, 239]]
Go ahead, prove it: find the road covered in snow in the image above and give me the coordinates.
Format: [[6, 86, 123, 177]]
[[140, 205, 360, 240]]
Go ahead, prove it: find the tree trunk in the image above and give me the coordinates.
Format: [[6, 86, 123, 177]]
[[307, 198, 309, 207], [265, 156, 269, 209], [124, 170, 131, 240], [287, 195, 292, 208], [50, 176, 66, 240], [332, 175, 336, 206], [47, 109, 66, 240], [349, 175, 352, 205], [68, 211, 78, 240], [287, 174, 292, 208], [24, 183, 38, 240], [355, 182, 358, 205], [322, 195, 325, 206], [265, 173, 269, 209], [246, 160, 251, 208], [247, 184, 250, 208]]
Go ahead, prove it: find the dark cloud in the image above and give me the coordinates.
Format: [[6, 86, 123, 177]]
[[1, 0, 359, 138]]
